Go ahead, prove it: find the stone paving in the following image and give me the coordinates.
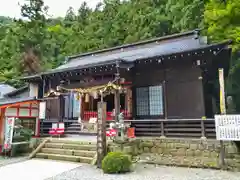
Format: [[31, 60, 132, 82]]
[[0, 159, 81, 180], [1, 158, 240, 180], [48, 163, 240, 180], [0, 156, 28, 167]]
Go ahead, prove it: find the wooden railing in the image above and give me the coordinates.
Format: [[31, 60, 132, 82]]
[[110, 119, 216, 139]]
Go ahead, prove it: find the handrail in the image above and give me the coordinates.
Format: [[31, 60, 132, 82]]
[[106, 118, 216, 139], [107, 118, 214, 122]]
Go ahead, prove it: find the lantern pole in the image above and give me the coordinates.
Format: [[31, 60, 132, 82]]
[[114, 61, 121, 123]]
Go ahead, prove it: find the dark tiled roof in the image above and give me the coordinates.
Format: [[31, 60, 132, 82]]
[[21, 29, 232, 80], [67, 30, 200, 60], [21, 30, 200, 80], [56, 37, 204, 71]]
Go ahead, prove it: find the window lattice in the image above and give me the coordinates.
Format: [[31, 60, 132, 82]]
[[149, 86, 163, 115], [136, 85, 164, 117], [136, 87, 149, 116]]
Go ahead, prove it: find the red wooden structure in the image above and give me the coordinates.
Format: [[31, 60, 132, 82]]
[[83, 110, 131, 121]]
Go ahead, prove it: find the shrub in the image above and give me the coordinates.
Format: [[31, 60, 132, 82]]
[[10, 142, 30, 157], [102, 152, 132, 174], [13, 135, 26, 142]]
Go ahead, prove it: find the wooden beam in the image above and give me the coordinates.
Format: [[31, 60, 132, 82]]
[[0, 100, 39, 109]]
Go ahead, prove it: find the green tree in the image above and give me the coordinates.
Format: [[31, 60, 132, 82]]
[[18, 0, 49, 75], [165, 0, 206, 32], [0, 0, 207, 88], [204, 0, 240, 112]]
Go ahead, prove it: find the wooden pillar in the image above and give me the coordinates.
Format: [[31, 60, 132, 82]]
[[163, 81, 168, 119], [0, 108, 6, 146], [59, 95, 64, 122], [81, 96, 85, 120], [126, 88, 132, 118]]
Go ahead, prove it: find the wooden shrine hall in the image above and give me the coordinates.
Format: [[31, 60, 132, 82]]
[[22, 29, 232, 138]]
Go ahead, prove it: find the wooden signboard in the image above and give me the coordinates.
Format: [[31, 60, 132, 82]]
[[215, 115, 240, 141], [97, 102, 107, 168]]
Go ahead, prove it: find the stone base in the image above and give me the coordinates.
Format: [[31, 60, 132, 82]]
[[108, 137, 240, 170]]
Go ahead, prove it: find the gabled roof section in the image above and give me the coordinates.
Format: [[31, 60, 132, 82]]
[[4, 85, 28, 98], [0, 84, 16, 98]]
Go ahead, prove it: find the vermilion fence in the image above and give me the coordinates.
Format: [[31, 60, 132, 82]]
[[83, 110, 132, 121]]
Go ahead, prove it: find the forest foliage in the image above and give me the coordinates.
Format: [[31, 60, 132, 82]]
[[0, 0, 239, 111]]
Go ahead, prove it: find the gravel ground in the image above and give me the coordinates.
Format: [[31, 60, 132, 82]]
[[48, 164, 240, 180]]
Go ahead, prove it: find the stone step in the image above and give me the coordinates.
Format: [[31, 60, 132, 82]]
[[41, 148, 96, 157], [49, 139, 96, 145], [70, 123, 81, 126], [65, 130, 83, 134], [63, 119, 78, 123], [66, 126, 81, 130], [45, 142, 97, 151], [36, 153, 93, 163], [65, 131, 97, 136]]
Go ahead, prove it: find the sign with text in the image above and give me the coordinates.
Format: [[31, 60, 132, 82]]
[[4, 117, 15, 150], [215, 115, 240, 141], [39, 101, 46, 119], [97, 102, 107, 168]]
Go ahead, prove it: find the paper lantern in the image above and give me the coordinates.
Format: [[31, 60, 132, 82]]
[[93, 91, 98, 99], [76, 93, 81, 100], [56, 86, 60, 91], [120, 78, 125, 84], [85, 93, 89, 103]]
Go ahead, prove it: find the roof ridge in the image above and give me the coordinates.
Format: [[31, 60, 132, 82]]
[[67, 29, 200, 61]]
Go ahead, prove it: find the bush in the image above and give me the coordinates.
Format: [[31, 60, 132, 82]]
[[13, 135, 26, 142], [102, 152, 132, 174], [10, 142, 30, 157]]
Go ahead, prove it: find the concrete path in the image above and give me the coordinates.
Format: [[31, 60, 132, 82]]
[[0, 159, 81, 180]]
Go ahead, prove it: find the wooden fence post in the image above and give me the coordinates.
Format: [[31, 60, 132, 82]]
[[200, 119, 206, 139], [160, 121, 165, 138]]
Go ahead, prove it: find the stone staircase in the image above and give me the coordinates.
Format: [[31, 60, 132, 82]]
[[65, 123, 82, 134], [35, 139, 97, 164], [65, 122, 97, 136]]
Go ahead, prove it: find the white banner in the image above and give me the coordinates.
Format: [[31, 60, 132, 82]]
[[39, 101, 46, 119], [4, 117, 15, 150]]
